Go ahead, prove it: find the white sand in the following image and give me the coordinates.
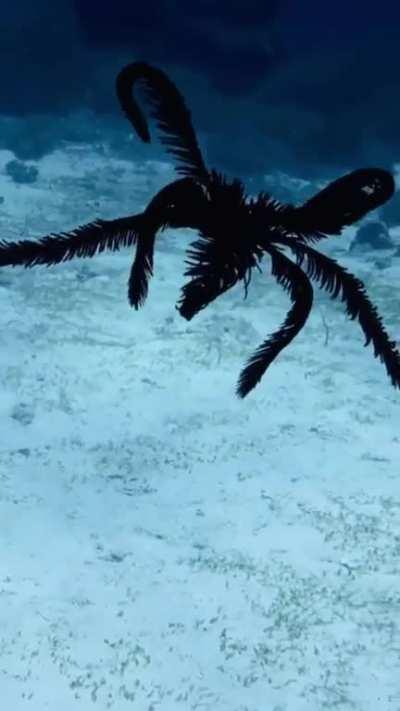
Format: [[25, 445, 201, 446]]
[[0, 147, 399, 710]]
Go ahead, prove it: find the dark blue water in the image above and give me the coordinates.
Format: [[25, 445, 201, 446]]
[[0, 0, 398, 181]]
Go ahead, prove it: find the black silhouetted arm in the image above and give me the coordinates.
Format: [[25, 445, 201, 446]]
[[276, 235, 400, 388], [276, 168, 395, 243], [116, 62, 209, 184], [237, 246, 314, 397], [0, 215, 144, 268]]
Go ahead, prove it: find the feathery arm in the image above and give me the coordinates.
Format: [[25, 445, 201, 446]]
[[237, 246, 314, 397], [116, 62, 209, 184], [127, 178, 207, 309], [276, 168, 395, 244], [276, 236, 400, 388], [0, 215, 144, 268]]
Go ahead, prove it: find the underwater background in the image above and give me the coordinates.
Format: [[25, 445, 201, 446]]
[[0, 1, 399, 709]]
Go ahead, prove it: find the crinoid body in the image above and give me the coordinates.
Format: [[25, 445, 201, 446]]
[[0, 61, 398, 397]]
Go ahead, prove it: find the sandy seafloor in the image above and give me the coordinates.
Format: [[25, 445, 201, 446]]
[[0, 144, 399, 711]]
